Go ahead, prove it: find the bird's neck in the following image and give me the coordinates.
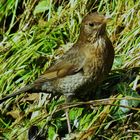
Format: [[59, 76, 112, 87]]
[[77, 31, 96, 44]]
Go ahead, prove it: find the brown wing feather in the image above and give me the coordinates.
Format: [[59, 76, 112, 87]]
[[34, 45, 86, 84]]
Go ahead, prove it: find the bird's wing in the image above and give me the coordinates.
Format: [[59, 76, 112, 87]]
[[34, 46, 86, 83]]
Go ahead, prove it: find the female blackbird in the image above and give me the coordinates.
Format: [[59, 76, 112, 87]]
[[0, 12, 114, 104]]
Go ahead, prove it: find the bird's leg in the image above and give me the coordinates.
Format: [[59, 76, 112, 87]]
[[65, 108, 71, 133], [65, 93, 73, 133]]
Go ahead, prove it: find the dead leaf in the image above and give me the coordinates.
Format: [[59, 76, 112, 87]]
[[7, 108, 21, 119]]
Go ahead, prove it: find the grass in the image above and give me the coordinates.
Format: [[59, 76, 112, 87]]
[[0, 0, 140, 139]]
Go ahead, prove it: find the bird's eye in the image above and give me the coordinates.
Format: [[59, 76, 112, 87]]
[[89, 23, 94, 27]]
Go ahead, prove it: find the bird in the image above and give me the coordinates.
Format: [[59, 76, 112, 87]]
[[0, 12, 114, 133]]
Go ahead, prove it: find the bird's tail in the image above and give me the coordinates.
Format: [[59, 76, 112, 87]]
[[0, 84, 34, 104]]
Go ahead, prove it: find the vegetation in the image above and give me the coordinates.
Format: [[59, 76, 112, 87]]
[[0, 0, 140, 139]]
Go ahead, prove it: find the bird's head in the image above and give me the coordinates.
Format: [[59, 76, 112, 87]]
[[79, 12, 109, 39]]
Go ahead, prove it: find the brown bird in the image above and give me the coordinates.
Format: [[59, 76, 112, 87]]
[[0, 12, 114, 132]]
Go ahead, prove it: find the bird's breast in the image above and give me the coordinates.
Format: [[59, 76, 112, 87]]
[[83, 37, 108, 76]]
